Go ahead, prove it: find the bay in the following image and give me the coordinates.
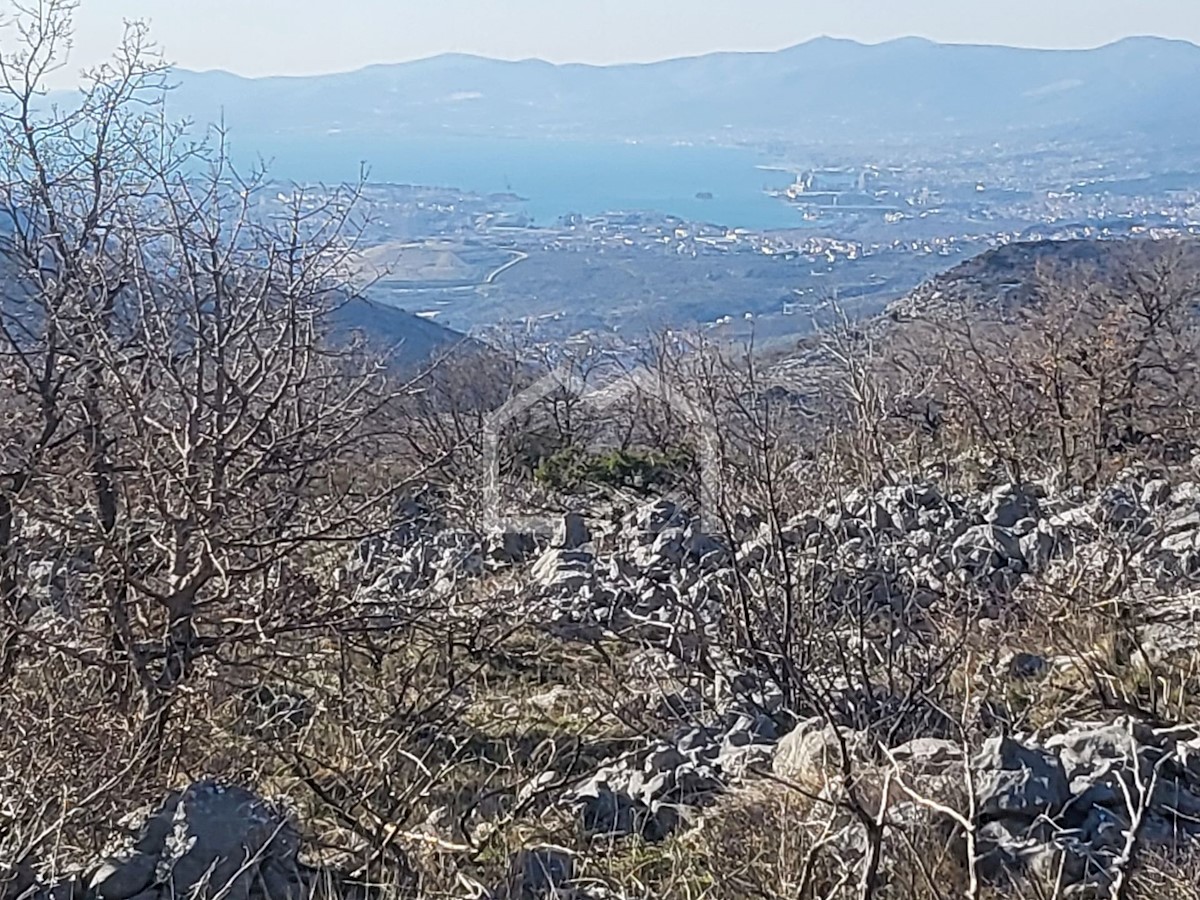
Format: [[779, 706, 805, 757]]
[[232, 134, 803, 231]]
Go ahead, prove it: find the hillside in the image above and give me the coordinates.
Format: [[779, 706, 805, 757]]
[[0, 244, 469, 371], [148, 36, 1200, 146], [331, 294, 476, 368], [11, 243, 1200, 896], [884, 237, 1200, 322], [9, 219, 1200, 900], [17, 3, 1200, 894]]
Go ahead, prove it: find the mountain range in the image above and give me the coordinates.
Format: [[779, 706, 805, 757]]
[[145, 36, 1200, 147]]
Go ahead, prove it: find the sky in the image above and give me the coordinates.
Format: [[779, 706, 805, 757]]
[[45, 0, 1200, 87]]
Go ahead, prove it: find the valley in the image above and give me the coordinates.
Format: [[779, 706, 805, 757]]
[[296, 133, 1200, 346]]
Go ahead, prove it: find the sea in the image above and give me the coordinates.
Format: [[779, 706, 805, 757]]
[[235, 134, 804, 231]]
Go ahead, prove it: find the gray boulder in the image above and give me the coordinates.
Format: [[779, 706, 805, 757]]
[[1020, 523, 1073, 574], [1098, 485, 1149, 533], [973, 737, 1070, 821], [861, 501, 902, 537], [780, 514, 827, 547], [553, 513, 591, 551], [1044, 720, 1154, 780], [1007, 652, 1051, 681], [1172, 482, 1200, 508], [573, 782, 677, 841], [988, 484, 1042, 529], [499, 847, 575, 900], [1, 859, 38, 900], [530, 548, 594, 595], [773, 721, 851, 787], [950, 525, 1024, 577], [1162, 527, 1200, 556], [625, 500, 685, 539], [1142, 479, 1173, 509], [490, 530, 539, 564], [90, 782, 301, 900], [976, 820, 1102, 892], [890, 738, 964, 776]]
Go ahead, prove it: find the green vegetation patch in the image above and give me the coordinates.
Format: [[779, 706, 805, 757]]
[[534, 446, 695, 493]]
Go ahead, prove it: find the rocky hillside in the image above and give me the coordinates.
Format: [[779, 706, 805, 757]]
[[346, 465, 1200, 897], [885, 238, 1200, 323], [6, 235, 1200, 900], [10, 457, 1200, 899]]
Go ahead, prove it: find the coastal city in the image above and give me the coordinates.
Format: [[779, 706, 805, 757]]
[[316, 132, 1200, 345]]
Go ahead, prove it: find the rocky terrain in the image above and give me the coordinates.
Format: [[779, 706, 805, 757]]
[[11, 454, 1200, 900], [6, 8, 1200, 893], [357, 462, 1200, 894]]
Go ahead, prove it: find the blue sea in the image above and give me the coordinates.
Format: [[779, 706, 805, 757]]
[[236, 134, 803, 231]]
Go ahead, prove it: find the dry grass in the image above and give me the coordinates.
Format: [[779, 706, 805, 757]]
[[1, 20, 1198, 893]]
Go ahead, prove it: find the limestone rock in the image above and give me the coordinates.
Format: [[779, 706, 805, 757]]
[[553, 513, 591, 551], [90, 782, 307, 900], [987, 483, 1042, 529], [973, 737, 1069, 821], [772, 721, 850, 788], [500, 846, 575, 900]]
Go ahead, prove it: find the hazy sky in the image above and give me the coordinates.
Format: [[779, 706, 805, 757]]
[[49, 0, 1200, 86]]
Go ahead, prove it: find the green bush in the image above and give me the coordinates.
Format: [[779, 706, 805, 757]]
[[534, 446, 694, 493]]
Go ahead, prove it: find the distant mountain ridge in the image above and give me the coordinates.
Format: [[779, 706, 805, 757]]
[[136, 36, 1200, 148]]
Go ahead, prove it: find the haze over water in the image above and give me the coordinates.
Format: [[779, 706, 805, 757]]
[[236, 135, 804, 230]]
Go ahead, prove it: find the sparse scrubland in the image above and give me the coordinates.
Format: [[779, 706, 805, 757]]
[[6, 6, 1200, 900]]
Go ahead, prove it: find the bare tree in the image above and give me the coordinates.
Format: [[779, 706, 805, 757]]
[[0, 0, 408, 752]]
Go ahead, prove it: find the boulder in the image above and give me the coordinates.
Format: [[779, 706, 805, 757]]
[[573, 783, 676, 841], [1007, 652, 1051, 681], [861, 501, 902, 537], [772, 721, 851, 788], [890, 738, 964, 777], [682, 528, 727, 565], [988, 484, 1042, 529], [90, 782, 302, 900], [648, 528, 686, 567], [625, 500, 685, 539], [1020, 523, 1073, 574], [1172, 482, 1200, 508], [530, 548, 594, 595], [1162, 528, 1200, 556], [973, 737, 1069, 821], [950, 525, 1024, 577], [975, 819, 1098, 890], [553, 513, 591, 551], [499, 847, 575, 900], [1142, 479, 1173, 509], [1164, 510, 1200, 536], [1045, 721, 1143, 769], [0, 859, 38, 900], [1097, 485, 1148, 532], [490, 530, 539, 564], [780, 514, 827, 547], [20, 559, 70, 619], [717, 742, 776, 779]]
